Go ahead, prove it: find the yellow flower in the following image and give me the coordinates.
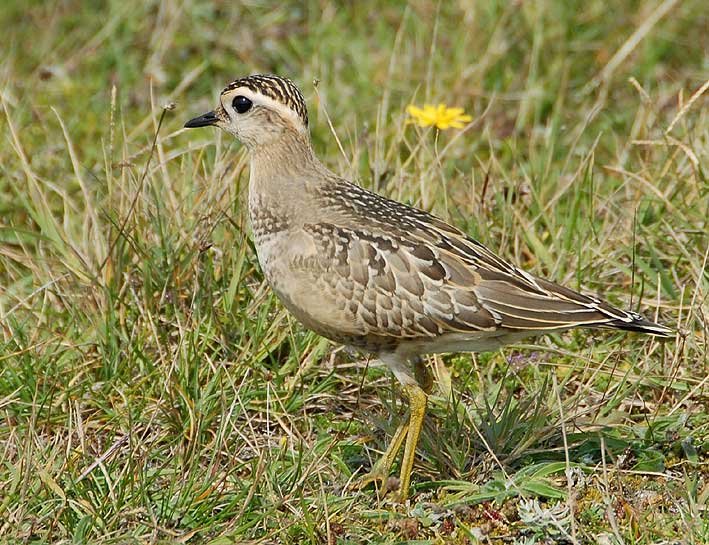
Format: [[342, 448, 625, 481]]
[[406, 103, 472, 129]]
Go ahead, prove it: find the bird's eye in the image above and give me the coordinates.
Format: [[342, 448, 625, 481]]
[[232, 95, 252, 114]]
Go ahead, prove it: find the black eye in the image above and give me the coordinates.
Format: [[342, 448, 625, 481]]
[[232, 95, 252, 114]]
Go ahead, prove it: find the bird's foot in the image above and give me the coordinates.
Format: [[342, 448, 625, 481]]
[[352, 468, 399, 494], [351, 421, 409, 495]]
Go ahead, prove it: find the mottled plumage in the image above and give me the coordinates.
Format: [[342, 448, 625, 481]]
[[185, 74, 672, 501]]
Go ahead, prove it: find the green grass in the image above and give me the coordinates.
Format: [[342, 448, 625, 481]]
[[1, 1, 707, 543]]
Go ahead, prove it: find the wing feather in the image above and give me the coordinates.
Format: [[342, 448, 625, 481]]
[[301, 181, 669, 343]]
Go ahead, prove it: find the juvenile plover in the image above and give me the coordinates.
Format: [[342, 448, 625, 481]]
[[185, 74, 671, 501]]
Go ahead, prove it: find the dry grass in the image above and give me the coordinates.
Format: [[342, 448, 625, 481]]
[[0, 1, 707, 543]]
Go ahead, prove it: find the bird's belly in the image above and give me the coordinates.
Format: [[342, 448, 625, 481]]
[[270, 276, 392, 352], [398, 330, 532, 356], [257, 241, 537, 356], [254, 234, 399, 353]]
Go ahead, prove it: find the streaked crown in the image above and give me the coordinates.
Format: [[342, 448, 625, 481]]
[[222, 74, 308, 128], [184, 74, 310, 146]]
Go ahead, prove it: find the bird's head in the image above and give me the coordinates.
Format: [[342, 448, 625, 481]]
[[184, 74, 309, 148]]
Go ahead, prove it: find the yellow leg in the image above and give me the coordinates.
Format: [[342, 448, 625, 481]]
[[355, 419, 408, 489], [396, 383, 428, 502], [413, 357, 433, 394]]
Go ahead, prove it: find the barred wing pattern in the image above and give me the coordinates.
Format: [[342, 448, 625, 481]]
[[303, 181, 670, 344]]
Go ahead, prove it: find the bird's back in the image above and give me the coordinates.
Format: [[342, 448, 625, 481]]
[[261, 176, 671, 355]]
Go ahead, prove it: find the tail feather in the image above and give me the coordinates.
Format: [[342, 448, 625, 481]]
[[530, 277, 673, 337], [603, 314, 674, 337], [474, 276, 673, 337]]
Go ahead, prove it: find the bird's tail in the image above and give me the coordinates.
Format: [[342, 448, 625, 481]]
[[477, 275, 674, 337], [604, 313, 673, 337]]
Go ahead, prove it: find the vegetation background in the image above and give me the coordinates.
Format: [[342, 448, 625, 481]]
[[1, 0, 707, 543]]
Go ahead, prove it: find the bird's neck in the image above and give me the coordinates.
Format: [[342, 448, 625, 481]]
[[250, 130, 319, 177], [248, 130, 332, 219]]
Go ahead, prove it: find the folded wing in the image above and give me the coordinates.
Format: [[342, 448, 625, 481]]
[[303, 218, 671, 341]]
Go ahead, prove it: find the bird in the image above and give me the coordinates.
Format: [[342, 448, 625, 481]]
[[184, 74, 672, 502]]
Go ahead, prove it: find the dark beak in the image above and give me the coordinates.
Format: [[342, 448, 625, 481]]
[[184, 110, 219, 128]]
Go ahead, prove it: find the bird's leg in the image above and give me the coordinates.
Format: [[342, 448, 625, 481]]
[[396, 382, 428, 502], [355, 418, 408, 489], [354, 354, 430, 498], [413, 356, 433, 394]]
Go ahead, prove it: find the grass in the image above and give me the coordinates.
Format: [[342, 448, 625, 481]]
[[1, 0, 707, 543]]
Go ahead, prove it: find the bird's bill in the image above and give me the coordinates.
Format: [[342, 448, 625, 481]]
[[184, 110, 219, 128]]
